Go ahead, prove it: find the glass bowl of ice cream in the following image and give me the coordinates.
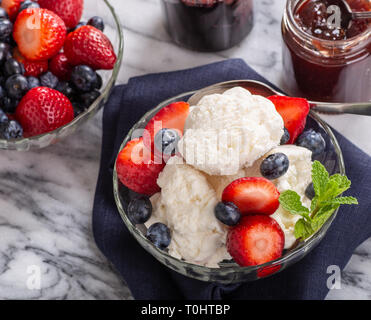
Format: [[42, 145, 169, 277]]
[[113, 83, 350, 284]]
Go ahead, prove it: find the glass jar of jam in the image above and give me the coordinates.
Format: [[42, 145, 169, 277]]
[[282, 0, 371, 102], [161, 0, 254, 52]]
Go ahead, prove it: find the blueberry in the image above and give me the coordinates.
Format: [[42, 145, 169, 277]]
[[146, 223, 171, 250], [5, 35, 16, 47], [87, 16, 105, 32], [0, 43, 12, 64], [5, 74, 28, 99], [19, 0, 40, 12], [1, 96, 13, 113], [0, 120, 23, 140], [39, 71, 59, 89], [71, 65, 98, 92], [93, 73, 102, 90], [0, 19, 12, 41], [56, 81, 75, 99], [1, 96, 18, 113], [4, 58, 24, 77], [296, 129, 326, 156], [80, 89, 100, 107], [72, 102, 85, 117], [71, 21, 86, 32], [260, 152, 290, 180], [0, 8, 8, 20], [19, 62, 25, 75], [280, 127, 290, 145], [214, 202, 241, 226], [127, 197, 152, 224], [305, 183, 315, 200], [27, 76, 40, 89], [0, 108, 8, 124], [154, 128, 180, 155], [0, 85, 4, 100]]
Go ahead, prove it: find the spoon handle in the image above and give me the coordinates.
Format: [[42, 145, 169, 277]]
[[311, 102, 371, 116], [351, 11, 371, 20]]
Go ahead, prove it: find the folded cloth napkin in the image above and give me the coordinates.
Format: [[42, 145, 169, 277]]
[[93, 59, 371, 300]]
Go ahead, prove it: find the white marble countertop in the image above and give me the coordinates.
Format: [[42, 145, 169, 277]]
[[0, 0, 370, 300]]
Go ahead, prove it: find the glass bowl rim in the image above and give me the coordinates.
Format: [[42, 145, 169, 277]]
[[0, 0, 124, 149], [113, 89, 345, 274]]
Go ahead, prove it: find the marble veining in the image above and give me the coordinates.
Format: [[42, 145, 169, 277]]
[[0, 0, 369, 300]]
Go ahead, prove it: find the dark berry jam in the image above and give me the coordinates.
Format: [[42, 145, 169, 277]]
[[161, 0, 254, 52], [282, 0, 371, 102], [295, 0, 370, 40]]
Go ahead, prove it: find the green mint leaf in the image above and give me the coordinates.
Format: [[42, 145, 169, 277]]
[[294, 219, 314, 240], [310, 195, 318, 212], [312, 161, 329, 197], [284, 161, 358, 241], [311, 204, 340, 231], [328, 174, 351, 196], [325, 196, 358, 205], [329, 174, 351, 190], [279, 190, 310, 218], [320, 179, 341, 201]]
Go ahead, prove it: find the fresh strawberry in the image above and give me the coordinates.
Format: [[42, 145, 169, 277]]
[[143, 102, 190, 152], [1, 0, 23, 21], [222, 177, 280, 216], [116, 138, 165, 196], [257, 264, 282, 278], [49, 53, 73, 80], [227, 215, 285, 267], [13, 8, 67, 61], [13, 48, 48, 77], [64, 25, 116, 70], [268, 95, 310, 144], [15, 87, 74, 137], [38, 0, 83, 29]]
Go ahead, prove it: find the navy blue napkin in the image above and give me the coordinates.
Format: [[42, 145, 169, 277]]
[[93, 59, 371, 300]]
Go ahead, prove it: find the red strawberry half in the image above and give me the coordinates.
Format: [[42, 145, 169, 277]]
[[64, 25, 116, 70], [222, 177, 280, 216], [227, 215, 285, 267], [38, 0, 84, 29], [13, 8, 67, 61], [116, 138, 165, 196], [143, 101, 190, 152], [268, 95, 310, 144], [13, 48, 48, 77], [15, 87, 74, 137], [1, 0, 23, 21], [49, 53, 73, 81]]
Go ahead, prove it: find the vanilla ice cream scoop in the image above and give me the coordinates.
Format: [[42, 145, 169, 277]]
[[178, 87, 284, 176], [146, 156, 231, 267], [268, 145, 313, 249]]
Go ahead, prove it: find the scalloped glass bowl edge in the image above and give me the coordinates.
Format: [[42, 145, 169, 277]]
[[113, 91, 345, 284]]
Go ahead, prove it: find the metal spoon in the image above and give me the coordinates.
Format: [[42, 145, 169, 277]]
[[336, 0, 371, 29], [187, 80, 371, 116]]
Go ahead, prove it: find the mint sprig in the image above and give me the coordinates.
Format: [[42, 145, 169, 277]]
[[279, 161, 358, 241]]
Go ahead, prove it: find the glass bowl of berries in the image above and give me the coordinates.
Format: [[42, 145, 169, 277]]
[[0, 0, 123, 150], [113, 83, 358, 284]]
